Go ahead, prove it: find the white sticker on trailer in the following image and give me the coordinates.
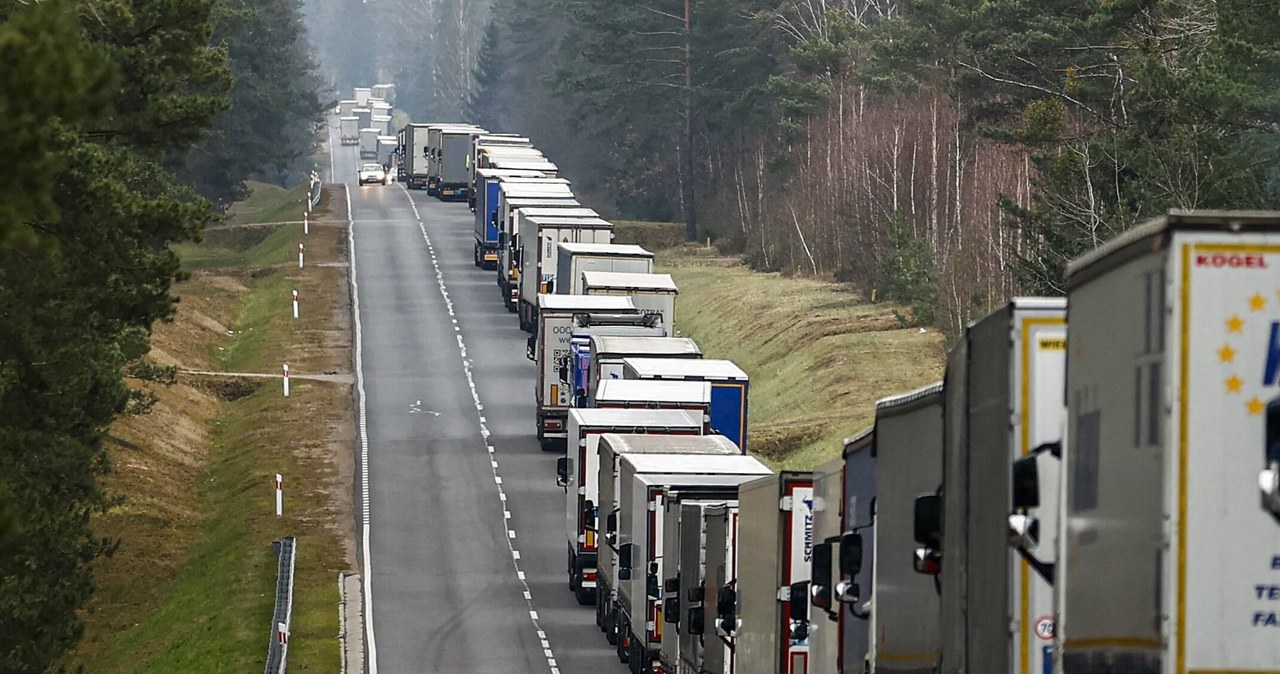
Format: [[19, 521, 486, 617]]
[[1182, 236, 1280, 669], [790, 486, 815, 583]]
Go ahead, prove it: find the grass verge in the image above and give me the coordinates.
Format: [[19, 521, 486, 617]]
[[72, 183, 353, 672], [659, 248, 945, 469]]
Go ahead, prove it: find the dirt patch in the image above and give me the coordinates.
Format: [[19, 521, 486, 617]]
[[186, 376, 261, 402]]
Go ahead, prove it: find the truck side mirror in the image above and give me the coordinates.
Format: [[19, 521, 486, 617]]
[[618, 543, 634, 580], [526, 333, 536, 362], [788, 581, 809, 623], [839, 532, 863, 576], [687, 607, 705, 635], [555, 457, 569, 488], [1012, 454, 1040, 510], [835, 580, 860, 604], [646, 562, 660, 599], [606, 512, 618, 536], [913, 494, 942, 549], [716, 584, 736, 636], [1261, 398, 1280, 522], [810, 542, 833, 611], [664, 591, 680, 624]]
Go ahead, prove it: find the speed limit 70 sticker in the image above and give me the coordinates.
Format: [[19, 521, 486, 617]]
[[1034, 616, 1055, 641]]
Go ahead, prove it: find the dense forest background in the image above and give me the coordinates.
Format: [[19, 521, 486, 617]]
[[307, 0, 1280, 330], [0, 0, 324, 669]]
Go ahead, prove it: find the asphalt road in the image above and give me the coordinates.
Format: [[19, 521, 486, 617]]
[[331, 128, 626, 673]]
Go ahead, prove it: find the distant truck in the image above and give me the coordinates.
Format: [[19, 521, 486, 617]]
[[472, 169, 554, 267], [703, 501, 740, 674], [622, 357, 750, 452], [555, 243, 656, 296], [402, 124, 433, 189], [353, 87, 371, 106], [426, 124, 485, 199], [354, 107, 372, 130], [582, 271, 679, 336], [594, 379, 711, 417], [1037, 211, 1280, 673], [530, 296, 638, 448], [495, 183, 578, 309], [731, 471, 815, 674], [338, 99, 357, 117], [372, 115, 392, 135], [339, 117, 359, 146], [424, 124, 482, 195], [358, 128, 378, 159], [518, 216, 615, 331], [376, 136, 397, 168], [557, 409, 705, 605]]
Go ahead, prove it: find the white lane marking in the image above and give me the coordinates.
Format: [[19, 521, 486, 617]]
[[340, 120, 379, 673], [399, 185, 558, 672]]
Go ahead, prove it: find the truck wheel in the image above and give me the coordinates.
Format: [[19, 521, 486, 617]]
[[605, 606, 618, 645], [596, 587, 606, 630], [473, 243, 481, 268], [575, 585, 594, 606], [615, 619, 629, 663], [568, 551, 577, 591]]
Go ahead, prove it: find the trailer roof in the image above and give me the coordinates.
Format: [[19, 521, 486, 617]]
[[1067, 209, 1280, 287], [480, 146, 545, 155], [591, 336, 701, 357], [842, 426, 875, 457], [340, 116, 358, 121], [595, 379, 712, 404], [623, 357, 747, 380], [524, 216, 612, 228], [538, 295, 636, 312], [476, 135, 531, 143], [476, 169, 549, 179], [570, 408, 703, 428], [625, 454, 770, 477], [499, 184, 574, 197], [488, 159, 558, 171], [557, 242, 653, 258], [601, 433, 738, 455], [518, 207, 600, 219], [582, 271, 678, 293], [496, 177, 570, 186], [875, 381, 944, 416], [503, 198, 581, 208]]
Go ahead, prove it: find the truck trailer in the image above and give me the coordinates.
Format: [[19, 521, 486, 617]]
[[339, 117, 359, 146], [1045, 211, 1280, 673], [519, 216, 615, 331], [531, 296, 638, 448], [472, 169, 555, 266], [425, 124, 483, 195], [733, 471, 816, 674], [557, 409, 705, 605], [401, 124, 433, 189], [594, 379, 712, 418], [615, 452, 772, 669], [435, 127, 485, 201], [622, 357, 750, 452], [582, 271, 679, 336], [575, 336, 702, 409], [555, 243, 656, 296], [358, 128, 378, 159]]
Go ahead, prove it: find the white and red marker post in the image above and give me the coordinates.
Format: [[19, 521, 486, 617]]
[[277, 621, 288, 645], [282, 363, 290, 397], [304, 211, 309, 235], [275, 473, 284, 517], [298, 243, 304, 269], [292, 289, 299, 319]]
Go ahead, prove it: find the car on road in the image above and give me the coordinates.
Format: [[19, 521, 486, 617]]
[[358, 163, 387, 186]]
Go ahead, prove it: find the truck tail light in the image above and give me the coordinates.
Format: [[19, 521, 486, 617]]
[[585, 530, 597, 551], [584, 570, 597, 582]]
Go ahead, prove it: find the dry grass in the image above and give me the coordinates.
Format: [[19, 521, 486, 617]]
[[659, 247, 945, 469], [71, 184, 354, 672]]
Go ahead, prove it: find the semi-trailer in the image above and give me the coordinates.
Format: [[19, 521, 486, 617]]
[[555, 243, 656, 296], [401, 124, 434, 189], [473, 169, 556, 266], [339, 117, 359, 145], [518, 216, 616, 331], [358, 128, 379, 159], [582, 271, 679, 336], [732, 471, 816, 674], [594, 379, 712, 418], [425, 124, 484, 195], [435, 126, 486, 201], [613, 450, 772, 668], [1045, 211, 1280, 672], [622, 357, 750, 452], [531, 296, 639, 448], [557, 409, 706, 605], [575, 336, 702, 409]]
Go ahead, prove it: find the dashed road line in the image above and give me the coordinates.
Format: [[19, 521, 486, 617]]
[[400, 185, 560, 674]]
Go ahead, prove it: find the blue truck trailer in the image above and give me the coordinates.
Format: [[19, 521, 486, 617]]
[[620, 357, 751, 452]]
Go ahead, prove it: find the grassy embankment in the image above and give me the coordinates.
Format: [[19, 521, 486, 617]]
[[614, 224, 946, 470], [72, 182, 354, 672]]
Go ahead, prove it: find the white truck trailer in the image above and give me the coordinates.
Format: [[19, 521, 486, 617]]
[[435, 126, 485, 201], [376, 136, 397, 167], [1042, 210, 1280, 672], [353, 86, 371, 106], [594, 380, 712, 419], [805, 457, 845, 674], [704, 501, 741, 674], [495, 184, 578, 308], [582, 271, 679, 336], [615, 452, 773, 670], [338, 99, 357, 117], [871, 383, 944, 674], [518, 216, 615, 331], [472, 173, 564, 267], [530, 295, 638, 448], [578, 336, 702, 408], [733, 471, 816, 674], [557, 409, 705, 605], [555, 243, 656, 296], [372, 114, 392, 135], [424, 124, 483, 195], [596, 434, 744, 648], [358, 128, 378, 159], [339, 117, 359, 145], [917, 299, 1066, 674], [354, 107, 372, 130], [623, 357, 750, 452]]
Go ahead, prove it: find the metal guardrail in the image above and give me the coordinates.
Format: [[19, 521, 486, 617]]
[[265, 536, 297, 674], [307, 171, 322, 210]]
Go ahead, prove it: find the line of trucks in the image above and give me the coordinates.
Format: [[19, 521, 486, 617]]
[[338, 85, 398, 172], [362, 103, 1280, 674]]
